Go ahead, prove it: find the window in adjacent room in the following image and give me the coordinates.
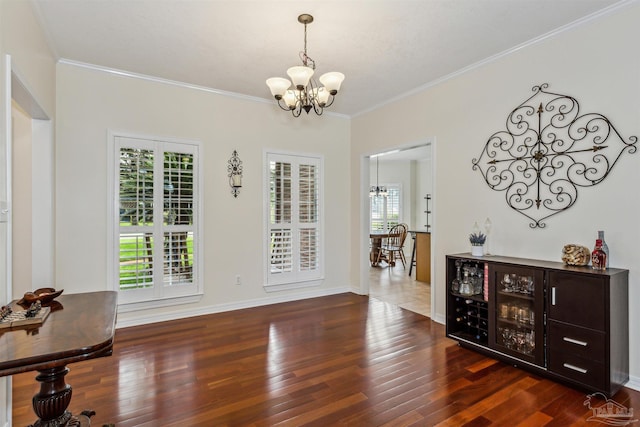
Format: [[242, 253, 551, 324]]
[[265, 152, 323, 290], [370, 184, 401, 232], [109, 133, 202, 307]]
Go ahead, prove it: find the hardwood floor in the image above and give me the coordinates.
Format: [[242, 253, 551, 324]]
[[12, 293, 640, 426]]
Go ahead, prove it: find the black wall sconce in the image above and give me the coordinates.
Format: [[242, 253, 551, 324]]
[[227, 150, 243, 197]]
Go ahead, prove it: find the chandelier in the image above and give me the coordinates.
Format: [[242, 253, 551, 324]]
[[266, 14, 345, 117], [370, 156, 388, 198]]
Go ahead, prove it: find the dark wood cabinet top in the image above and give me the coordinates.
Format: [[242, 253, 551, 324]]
[[447, 253, 628, 276], [0, 291, 117, 376]]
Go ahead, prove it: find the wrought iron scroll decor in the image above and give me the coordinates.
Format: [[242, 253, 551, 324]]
[[228, 150, 243, 198], [472, 83, 637, 228]]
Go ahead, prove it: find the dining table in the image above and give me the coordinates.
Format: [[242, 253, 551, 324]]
[[0, 291, 118, 426], [369, 231, 400, 266]]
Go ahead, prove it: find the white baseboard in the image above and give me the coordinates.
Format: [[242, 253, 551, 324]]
[[116, 286, 351, 329], [431, 313, 445, 325], [1, 376, 10, 427], [625, 374, 640, 392]]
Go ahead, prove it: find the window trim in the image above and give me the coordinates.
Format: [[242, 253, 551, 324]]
[[263, 150, 324, 292], [107, 130, 203, 308]]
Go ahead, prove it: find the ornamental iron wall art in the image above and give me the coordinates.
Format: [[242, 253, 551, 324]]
[[228, 150, 243, 197], [472, 83, 637, 228]]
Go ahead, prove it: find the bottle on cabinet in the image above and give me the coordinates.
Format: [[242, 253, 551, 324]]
[[598, 230, 610, 268], [591, 239, 607, 271]]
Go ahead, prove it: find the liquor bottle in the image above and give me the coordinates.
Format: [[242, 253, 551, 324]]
[[598, 230, 610, 268], [591, 239, 607, 271]]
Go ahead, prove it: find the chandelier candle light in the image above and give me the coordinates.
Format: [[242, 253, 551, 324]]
[[266, 14, 345, 117]]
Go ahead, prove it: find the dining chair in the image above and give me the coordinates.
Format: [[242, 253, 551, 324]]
[[377, 223, 408, 268]]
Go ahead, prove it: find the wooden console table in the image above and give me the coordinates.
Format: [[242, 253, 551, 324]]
[[0, 291, 117, 426]]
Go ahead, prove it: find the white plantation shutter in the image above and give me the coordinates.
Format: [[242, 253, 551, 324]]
[[118, 147, 155, 290], [386, 186, 401, 229], [370, 196, 384, 232], [266, 152, 323, 287], [370, 184, 401, 232], [112, 135, 201, 305], [162, 152, 195, 287]]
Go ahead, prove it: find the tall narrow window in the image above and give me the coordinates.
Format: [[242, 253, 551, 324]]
[[110, 134, 201, 306], [266, 152, 323, 289], [370, 185, 401, 232]]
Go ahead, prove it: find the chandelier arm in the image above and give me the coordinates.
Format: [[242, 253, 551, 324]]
[[276, 98, 293, 112], [311, 101, 324, 115], [323, 95, 336, 108]]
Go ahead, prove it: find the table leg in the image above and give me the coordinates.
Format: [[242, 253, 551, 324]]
[[29, 366, 93, 427], [369, 248, 377, 266], [370, 237, 382, 266]]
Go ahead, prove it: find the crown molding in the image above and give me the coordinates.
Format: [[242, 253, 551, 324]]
[[57, 59, 350, 119], [58, 58, 271, 103]]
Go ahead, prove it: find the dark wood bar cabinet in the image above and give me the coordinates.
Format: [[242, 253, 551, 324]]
[[446, 254, 628, 397]]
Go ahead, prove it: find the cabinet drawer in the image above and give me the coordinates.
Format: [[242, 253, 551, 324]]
[[548, 321, 606, 362], [548, 272, 605, 330], [548, 350, 605, 391]]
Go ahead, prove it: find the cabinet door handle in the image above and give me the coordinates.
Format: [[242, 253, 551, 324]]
[[551, 287, 556, 305], [563, 363, 588, 374], [563, 337, 588, 347]]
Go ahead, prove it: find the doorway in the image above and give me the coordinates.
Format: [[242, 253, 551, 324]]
[[365, 143, 433, 317], [1, 55, 53, 426]]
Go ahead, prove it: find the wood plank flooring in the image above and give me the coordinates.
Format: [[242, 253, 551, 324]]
[[11, 293, 640, 426]]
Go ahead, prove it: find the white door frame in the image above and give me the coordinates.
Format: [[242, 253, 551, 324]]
[[1, 53, 14, 427], [2, 54, 53, 427], [359, 140, 436, 319]]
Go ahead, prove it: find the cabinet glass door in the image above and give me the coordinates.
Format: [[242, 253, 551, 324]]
[[489, 265, 545, 366], [446, 257, 489, 345]]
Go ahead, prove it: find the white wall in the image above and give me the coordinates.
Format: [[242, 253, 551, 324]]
[[31, 118, 54, 286], [0, 1, 56, 116], [415, 157, 432, 231], [55, 63, 351, 325], [351, 3, 640, 386], [0, 1, 56, 424], [11, 101, 32, 293]]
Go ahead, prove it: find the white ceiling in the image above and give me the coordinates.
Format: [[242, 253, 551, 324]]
[[31, 0, 623, 117]]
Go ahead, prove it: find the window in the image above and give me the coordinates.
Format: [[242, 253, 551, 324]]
[[370, 185, 401, 232], [109, 133, 201, 307], [265, 152, 323, 289]]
